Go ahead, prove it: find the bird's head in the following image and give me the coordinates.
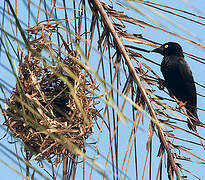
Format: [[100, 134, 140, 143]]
[[152, 42, 184, 57]]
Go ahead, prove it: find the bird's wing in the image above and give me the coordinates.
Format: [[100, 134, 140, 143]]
[[178, 57, 194, 81], [176, 57, 197, 105], [161, 56, 197, 105]]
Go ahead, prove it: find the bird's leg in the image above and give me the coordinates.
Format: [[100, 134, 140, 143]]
[[173, 96, 187, 109], [158, 78, 166, 90], [176, 101, 187, 109]]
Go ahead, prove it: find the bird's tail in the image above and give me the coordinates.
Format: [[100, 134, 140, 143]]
[[186, 106, 200, 131]]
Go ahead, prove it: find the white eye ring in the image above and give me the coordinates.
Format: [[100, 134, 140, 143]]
[[164, 45, 169, 48]]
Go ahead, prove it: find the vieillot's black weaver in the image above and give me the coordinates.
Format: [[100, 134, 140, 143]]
[[152, 42, 200, 131]]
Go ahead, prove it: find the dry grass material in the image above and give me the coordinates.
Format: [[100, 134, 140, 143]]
[[3, 23, 99, 164]]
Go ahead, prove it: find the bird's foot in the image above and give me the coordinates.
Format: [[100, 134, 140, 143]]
[[158, 78, 165, 90], [176, 101, 187, 109]]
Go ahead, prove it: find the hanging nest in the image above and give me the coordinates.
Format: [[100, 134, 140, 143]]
[[3, 23, 100, 164]]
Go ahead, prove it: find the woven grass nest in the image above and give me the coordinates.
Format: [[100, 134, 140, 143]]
[[3, 23, 100, 164]]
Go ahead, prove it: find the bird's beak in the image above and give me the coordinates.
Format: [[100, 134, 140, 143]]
[[152, 46, 164, 55]]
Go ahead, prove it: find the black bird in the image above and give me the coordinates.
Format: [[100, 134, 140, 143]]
[[152, 42, 200, 131]]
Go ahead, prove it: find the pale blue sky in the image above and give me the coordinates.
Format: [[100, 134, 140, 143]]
[[0, 0, 205, 179]]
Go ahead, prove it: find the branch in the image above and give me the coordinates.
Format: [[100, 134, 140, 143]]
[[90, 0, 181, 179]]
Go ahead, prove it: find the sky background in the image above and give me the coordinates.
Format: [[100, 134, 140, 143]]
[[0, 0, 205, 179]]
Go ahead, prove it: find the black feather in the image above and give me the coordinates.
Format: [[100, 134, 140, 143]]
[[152, 42, 200, 131]]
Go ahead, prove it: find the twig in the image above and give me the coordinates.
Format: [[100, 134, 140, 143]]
[[90, 0, 182, 179]]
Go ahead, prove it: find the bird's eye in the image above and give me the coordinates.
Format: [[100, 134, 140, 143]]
[[164, 45, 169, 48]]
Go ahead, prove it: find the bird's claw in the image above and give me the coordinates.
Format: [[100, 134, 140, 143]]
[[176, 101, 187, 109], [158, 79, 165, 90]]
